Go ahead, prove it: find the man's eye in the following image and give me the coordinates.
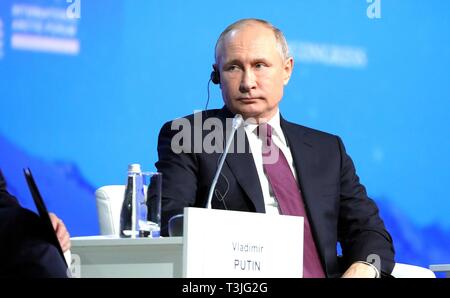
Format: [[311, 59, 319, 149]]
[[226, 65, 239, 71], [255, 63, 266, 69]]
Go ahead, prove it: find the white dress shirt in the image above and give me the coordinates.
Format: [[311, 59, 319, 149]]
[[243, 110, 299, 215]]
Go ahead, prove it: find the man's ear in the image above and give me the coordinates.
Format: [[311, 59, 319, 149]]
[[283, 57, 294, 85]]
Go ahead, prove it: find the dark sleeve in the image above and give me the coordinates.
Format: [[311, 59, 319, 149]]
[[0, 205, 68, 278], [154, 120, 199, 236], [336, 137, 395, 276]]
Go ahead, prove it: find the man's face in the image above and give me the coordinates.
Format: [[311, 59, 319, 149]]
[[215, 24, 293, 121]]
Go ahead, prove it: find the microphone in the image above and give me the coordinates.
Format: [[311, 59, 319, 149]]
[[205, 114, 244, 209], [167, 113, 244, 236]]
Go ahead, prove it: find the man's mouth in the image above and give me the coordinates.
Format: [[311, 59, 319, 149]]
[[238, 97, 261, 102]]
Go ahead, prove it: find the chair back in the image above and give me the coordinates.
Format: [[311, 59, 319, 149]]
[[95, 185, 126, 235]]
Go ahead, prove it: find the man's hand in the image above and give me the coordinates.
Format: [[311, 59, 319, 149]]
[[341, 262, 379, 278], [49, 213, 71, 252]]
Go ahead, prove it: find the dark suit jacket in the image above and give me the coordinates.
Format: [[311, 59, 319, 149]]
[[0, 170, 68, 278], [155, 107, 395, 277]]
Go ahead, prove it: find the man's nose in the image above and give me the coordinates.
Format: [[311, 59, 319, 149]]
[[239, 70, 257, 93]]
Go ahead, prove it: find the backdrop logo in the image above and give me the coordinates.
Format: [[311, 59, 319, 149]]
[[367, 0, 381, 19], [289, 41, 368, 69], [11, 4, 80, 55], [66, 0, 81, 19]]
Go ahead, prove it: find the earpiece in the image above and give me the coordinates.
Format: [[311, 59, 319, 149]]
[[210, 66, 220, 85], [206, 65, 219, 112]]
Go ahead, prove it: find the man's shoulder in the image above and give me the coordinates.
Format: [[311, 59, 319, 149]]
[[166, 109, 225, 123], [0, 193, 19, 209], [0, 171, 19, 208], [282, 118, 339, 141], [159, 108, 228, 131]]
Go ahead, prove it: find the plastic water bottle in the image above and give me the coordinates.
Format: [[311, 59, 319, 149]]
[[120, 163, 147, 238]]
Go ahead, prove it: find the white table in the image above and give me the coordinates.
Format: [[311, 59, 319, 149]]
[[70, 236, 183, 278]]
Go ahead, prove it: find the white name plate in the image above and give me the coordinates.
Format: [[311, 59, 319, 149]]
[[183, 207, 304, 278]]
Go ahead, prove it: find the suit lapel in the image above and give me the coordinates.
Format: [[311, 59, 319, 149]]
[[224, 129, 266, 213], [217, 107, 266, 213]]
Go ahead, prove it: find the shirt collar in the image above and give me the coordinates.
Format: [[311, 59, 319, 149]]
[[243, 109, 287, 147]]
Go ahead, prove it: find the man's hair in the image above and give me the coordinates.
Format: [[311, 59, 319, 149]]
[[214, 18, 291, 64]]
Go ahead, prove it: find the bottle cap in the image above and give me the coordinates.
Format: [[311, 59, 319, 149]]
[[128, 163, 141, 173]]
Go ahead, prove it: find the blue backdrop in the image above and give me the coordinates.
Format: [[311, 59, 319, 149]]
[[1, 0, 449, 271]]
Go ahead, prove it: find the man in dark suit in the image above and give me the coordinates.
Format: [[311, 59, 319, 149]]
[[0, 170, 70, 277], [155, 18, 394, 277]]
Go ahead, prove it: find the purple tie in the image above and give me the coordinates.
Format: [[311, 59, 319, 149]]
[[260, 123, 325, 278]]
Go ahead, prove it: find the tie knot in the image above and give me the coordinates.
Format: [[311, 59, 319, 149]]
[[258, 123, 272, 147]]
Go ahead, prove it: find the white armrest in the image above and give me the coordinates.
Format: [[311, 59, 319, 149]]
[[95, 185, 126, 235], [392, 263, 436, 278]]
